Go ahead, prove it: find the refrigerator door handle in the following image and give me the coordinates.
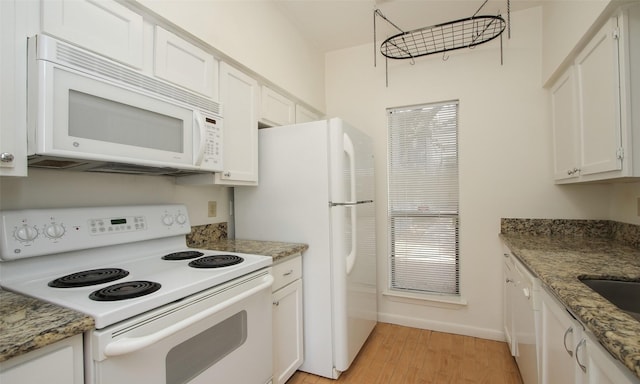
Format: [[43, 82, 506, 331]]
[[328, 200, 373, 206], [344, 132, 357, 275]]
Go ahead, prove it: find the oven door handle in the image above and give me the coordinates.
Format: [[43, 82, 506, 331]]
[[103, 274, 274, 357]]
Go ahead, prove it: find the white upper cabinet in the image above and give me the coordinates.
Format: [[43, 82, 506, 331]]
[[154, 26, 217, 98], [41, 0, 144, 68], [0, 0, 37, 177], [260, 86, 295, 127], [216, 62, 259, 185], [295, 104, 321, 124], [551, 67, 580, 181], [551, 5, 640, 183], [575, 17, 622, 177]]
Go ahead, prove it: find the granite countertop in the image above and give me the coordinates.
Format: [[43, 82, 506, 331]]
[[0, 288, 94, 363], [500, 232, 640, 380], [193, 238, 309, 264]]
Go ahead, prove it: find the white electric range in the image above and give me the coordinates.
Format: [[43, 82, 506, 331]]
[[0, 204, 274, 384]]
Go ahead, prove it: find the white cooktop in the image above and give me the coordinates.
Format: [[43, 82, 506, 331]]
[[0, 205, 272, 329]]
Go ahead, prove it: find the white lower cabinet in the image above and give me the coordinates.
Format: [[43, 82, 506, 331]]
[[0, 334, 84, 384], [539, 287, 639, 384], [272, 256, 304, 384], [540, 287, 586, 384]]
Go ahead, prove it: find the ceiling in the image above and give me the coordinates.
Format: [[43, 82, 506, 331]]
[[273, 0, 543, 53]]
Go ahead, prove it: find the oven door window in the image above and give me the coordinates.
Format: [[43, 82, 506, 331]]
[[166, 311, 247, 384]]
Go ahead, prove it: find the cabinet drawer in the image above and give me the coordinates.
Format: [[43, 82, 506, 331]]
[[272, 256, 302, 292]]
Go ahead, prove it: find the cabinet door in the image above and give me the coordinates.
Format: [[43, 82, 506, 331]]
[[154, 26, 216, 98], [0, 334, 84, 384], [272, 279, 304, 384], [551, 67, 580, 181], [540, 288, 583, 384], [0, 0, 34, 176], [585, 333, 639, 384], [215, 62, 259, 185], [295, 104, 321, 124], [41, 0, 144, 68], [575, 18, 622, 176], [261, 86, 295, 127], [503, 253, 517, 356]]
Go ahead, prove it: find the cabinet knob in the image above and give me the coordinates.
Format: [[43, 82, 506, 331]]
[[567, 167, 580, 175], [0, 152, 14, 163]]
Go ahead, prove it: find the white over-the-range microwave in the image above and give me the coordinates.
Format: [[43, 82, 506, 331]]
[[27, 34, 223, 175]]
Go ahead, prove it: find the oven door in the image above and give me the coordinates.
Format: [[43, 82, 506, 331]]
[[88, 269, 273, 384]]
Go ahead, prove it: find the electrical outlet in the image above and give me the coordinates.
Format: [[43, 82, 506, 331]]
[[208, 201, 217, 217]]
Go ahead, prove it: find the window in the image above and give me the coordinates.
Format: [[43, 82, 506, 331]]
[[387, 100, 459, 296]]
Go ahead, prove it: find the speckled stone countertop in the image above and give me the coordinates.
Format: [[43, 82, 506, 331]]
[[0, 288, 94, 362], [500, 219, 640, 380], [192, 238, 309, 264]]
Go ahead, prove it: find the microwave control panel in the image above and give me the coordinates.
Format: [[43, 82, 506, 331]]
[[200, 116, 223, 172]]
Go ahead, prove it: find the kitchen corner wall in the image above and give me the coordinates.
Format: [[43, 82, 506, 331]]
[[324, 6, 638, 342]]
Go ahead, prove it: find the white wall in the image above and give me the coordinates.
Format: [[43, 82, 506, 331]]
[[541, 0, 611, 85], [610, 182, 640, 224], [325, 6, 620, 340], [0, 169, 230, 225], [137, 0, 326, 111]]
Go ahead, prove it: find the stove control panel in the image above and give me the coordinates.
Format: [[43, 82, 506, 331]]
[[89, 215, 146, 235], [0, 205, 191, 261]]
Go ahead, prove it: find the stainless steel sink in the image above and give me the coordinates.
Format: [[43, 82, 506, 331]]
[[579, 278, 640, 321]]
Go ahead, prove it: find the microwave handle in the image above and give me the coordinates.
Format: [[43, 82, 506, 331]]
[[193, 111, 206, 166]]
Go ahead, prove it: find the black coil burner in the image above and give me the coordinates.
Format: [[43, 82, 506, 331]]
[[161, 250, 205, 260], [89, 281, 161, 301], [188, 255, 244, 269], [48, 268, 129, 288]]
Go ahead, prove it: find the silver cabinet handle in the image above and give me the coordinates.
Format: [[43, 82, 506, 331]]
[[283, 270, 293, 277], [567, 167, 580, 175], [273, 301, 280, 306], [0, 153, 14, 163], [575, 338, 587, 373], [505, 278, 514, 283], [563, 327, 574, 357]]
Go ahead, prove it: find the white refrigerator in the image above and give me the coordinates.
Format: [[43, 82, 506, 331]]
[[235, 118, 377, 379]]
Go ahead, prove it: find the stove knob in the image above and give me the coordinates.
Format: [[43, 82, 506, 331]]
[[176, 213, 187, 225], [161, 214, 174, 226], [44, 223, 66, 239], [15, 225, 38, 242]]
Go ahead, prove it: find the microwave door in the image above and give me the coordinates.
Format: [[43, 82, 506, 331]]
[[33, 61, 195, 168]]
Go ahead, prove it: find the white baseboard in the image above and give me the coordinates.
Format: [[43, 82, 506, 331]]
[[377, 312, 506, 342]]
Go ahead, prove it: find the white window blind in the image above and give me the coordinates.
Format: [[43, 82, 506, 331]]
[[387, 100, 459, 295]]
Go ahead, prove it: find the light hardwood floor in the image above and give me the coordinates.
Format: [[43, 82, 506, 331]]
[[287, 322, 523, 384]]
